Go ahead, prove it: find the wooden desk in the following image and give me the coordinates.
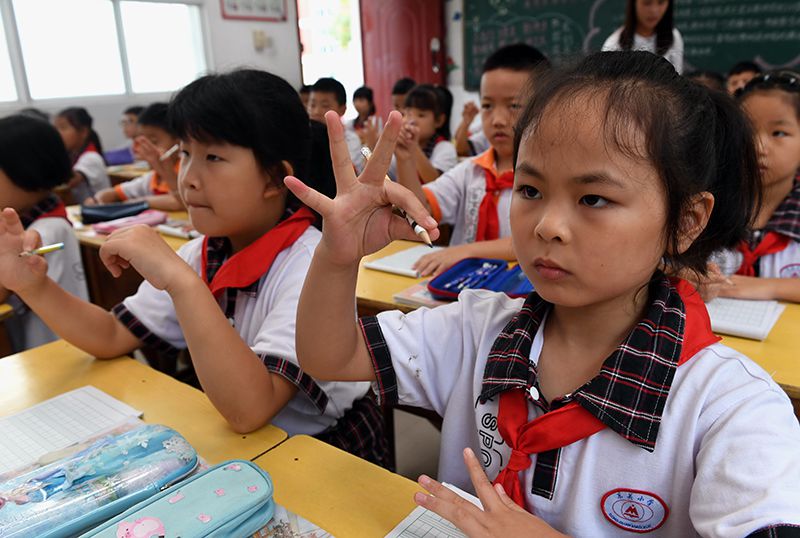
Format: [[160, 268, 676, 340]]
[[255, 435, 421, 536], [722, 303, 800, 413], [357, 240, 423, 316], [67, 205, 189, 309], [0, 340, 287, 463], [0, 303, 12, 322]]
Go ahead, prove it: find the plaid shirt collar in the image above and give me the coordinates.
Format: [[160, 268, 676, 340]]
[[19, 194, 65, 229], [763, 178, 800, 241], [203, 236, 259, 294], [479, 274, 699, 452]]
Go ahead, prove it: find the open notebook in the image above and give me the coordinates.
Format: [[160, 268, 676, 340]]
[[0, 386, 142, 475], [705, 298, 785, 341], [386, 483, 481, 538], [364, 245, 443, 278]]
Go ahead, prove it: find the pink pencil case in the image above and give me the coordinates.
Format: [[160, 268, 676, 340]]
[[92, 210, 168, 234]]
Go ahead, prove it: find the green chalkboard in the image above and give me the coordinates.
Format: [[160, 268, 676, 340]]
[[463, 0, 800, 90]]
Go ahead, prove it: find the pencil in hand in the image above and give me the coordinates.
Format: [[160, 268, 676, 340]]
[[360, 147, 433, 247], [19, 242, 65, 257]]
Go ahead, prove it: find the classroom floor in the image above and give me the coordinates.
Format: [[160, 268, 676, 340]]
[[394, 409, 441, 480]]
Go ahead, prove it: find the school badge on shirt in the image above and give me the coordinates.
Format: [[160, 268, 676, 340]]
[[601, 489, 669, 533]]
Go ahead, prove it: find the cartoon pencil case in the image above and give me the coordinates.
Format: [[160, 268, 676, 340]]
[[82, 460, 275, 538], [0, 423, 198, 538], [80, 201, 150, 224], [92, 210, 168, 234], [427, 258, 534, 300]]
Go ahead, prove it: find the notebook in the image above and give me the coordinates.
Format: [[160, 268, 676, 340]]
[[0, 386, 142, 474], [364, 245, 443, 278], [385, 483, 481, 538], [705, 297, 785, 341]]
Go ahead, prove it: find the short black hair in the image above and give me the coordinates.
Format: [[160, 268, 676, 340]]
[[404, 84, 453, 139], [169, 69, 311, 202], [137, 103, 175, 136], [482, 43, 550, 74], [729, 61, 762, 77], [515, 51, 761, 276], [124, 105, 145, 116], [0, 115, 71, 192], [685, 70, 726, 92], [311, 77, 346, 107], [392, 77, 416, 95], [299, 84, 312, 95], [737, 70, 800, 120]]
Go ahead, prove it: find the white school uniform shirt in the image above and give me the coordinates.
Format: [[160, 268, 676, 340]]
[[117, 226, 371, 436], [423, 150, 512, 246], [361, 289, 800, 536], [115, 171, 158, 201], [711, 241, 800, 278], [71, 151, 111, 202], [343, 125, 366, 173], [7, 217, 88, 351], [387, 139, 459, 180], [602, 27, 684, 74]]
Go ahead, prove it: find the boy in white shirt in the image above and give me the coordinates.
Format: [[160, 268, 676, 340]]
[[308, 77, 366, 173]]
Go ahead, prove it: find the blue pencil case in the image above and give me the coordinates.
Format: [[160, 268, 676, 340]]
[[0, 423, 198, 538], [82, 460, 274, 538], [428, 258, 534, 300]]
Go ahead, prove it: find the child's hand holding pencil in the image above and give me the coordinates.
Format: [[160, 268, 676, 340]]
[[283, 110, 439, 267]]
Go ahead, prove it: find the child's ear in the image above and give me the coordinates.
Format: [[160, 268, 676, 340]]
[[263, 160, 294, 200], [435, 113, 446, 129], [676, 192, 715, 254], [337, 104, 347, 117]]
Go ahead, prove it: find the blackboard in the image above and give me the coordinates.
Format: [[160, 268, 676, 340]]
[[463, 0, 800, 90]]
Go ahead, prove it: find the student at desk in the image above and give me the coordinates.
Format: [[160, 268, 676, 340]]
[[0, 115, 88, 352], [288, 53, 800, 536], [0, 70, 386, 467], [89, 103, 184, 211]]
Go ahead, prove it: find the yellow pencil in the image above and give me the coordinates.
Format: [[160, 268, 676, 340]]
[[19, 242, 65, 257]]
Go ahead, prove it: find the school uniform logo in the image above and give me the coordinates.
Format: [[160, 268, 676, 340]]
[[601, 489, 669, 533], [779, 263, 800, 278]]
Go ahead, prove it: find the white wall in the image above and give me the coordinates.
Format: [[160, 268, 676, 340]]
[[0, 0, 301, 151], [445, 0, 480, 137]]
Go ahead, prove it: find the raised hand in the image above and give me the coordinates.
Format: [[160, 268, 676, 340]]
[[284, 110, 438, 267], [0, 208, 47, 293]]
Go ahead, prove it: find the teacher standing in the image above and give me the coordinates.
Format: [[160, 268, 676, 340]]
[[602, 0, 683, 74]]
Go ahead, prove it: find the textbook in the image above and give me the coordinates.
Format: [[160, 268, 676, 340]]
[[392, 281, 449, 309], [705, 297, 785, 341], [385, 483, 480, 538], [364, 245, 443, 277]]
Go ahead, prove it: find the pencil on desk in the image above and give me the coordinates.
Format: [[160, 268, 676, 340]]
[[360, 147, 433, 247], [19, 242, 65, 257]]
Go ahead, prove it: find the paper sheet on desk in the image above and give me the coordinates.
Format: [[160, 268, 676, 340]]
[[0, 386, 142, 474], [385, 483, 482, 538], [706, 297, 785, 340]]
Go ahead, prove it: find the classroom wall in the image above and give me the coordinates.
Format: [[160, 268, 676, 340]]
[[445, 0, 481, 138], [0, 0, 301, 152]]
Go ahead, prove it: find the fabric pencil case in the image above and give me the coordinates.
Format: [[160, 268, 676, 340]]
[[92, 210, 168, 234], [80, 201, 150, 224], [82, 460, 275, 538], [0, 423, 198, 538], [427, 258, 534, 300]]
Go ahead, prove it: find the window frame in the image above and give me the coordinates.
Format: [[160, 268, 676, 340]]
[[0, 0, 212, 105]]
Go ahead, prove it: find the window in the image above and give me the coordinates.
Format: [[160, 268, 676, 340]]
[[13, 0, 126, 99], [0, 14, 17, 101], [120, 1, 206, 94]]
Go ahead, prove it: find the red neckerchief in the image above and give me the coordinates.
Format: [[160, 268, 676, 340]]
[[735, 179, 800, 275], [473, 149, 514, 241], [200, 207, 315, 298], [19, 194, 69, 229], [491, 278, 719, 508]]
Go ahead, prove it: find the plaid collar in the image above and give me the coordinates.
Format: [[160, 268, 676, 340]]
[[763, 179, 800, 241], [19, 194, 66, 229], [479, 274, 708, 452], [203, 237, 259, 294]]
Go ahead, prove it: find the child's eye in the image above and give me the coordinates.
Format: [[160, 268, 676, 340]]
[[580, 194, 610, 208], [517, 185, 541, 199], [509, 103, 522, 110], [481, 103, 492, 110], [772, 130, 788, 138], [206, 154, 222, 162]]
